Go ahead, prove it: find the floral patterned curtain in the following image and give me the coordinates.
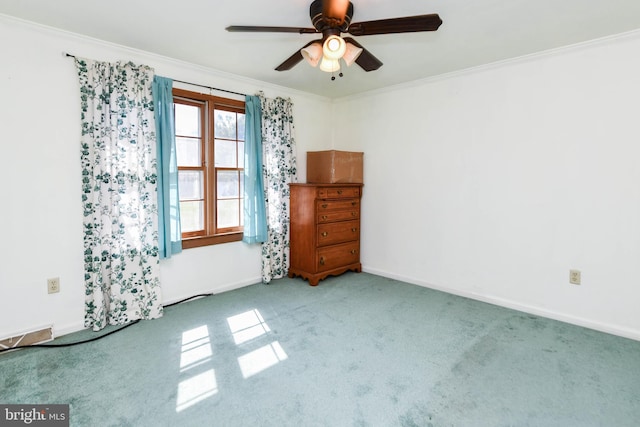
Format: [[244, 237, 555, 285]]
[[258, 93, 298, 283], [76, 59, 162, 331]]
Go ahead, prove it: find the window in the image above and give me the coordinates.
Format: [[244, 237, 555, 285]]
[[173, 88, 245, 248]]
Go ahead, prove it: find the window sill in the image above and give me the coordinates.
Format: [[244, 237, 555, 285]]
[[182, 232, 243, 249]]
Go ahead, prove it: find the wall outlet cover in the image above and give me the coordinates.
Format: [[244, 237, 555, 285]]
[[569, 269, 581, 285], [47, 277, 60, 294]]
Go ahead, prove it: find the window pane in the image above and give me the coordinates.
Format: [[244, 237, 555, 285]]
[[180, 201, 204, 232], [214, 110, 236, 139], [215, 139, 237, 167], [217, 170, 239, 198], [176, 137, 201, 167], [175, 104, 200, 137], [217, 199, 240, 229], [237, 113, 245, 141], [238, 140, 245, 169], [178, 171, 203, 200]]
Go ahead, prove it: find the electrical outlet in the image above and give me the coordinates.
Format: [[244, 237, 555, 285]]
[[47, 277, 60, 294], [569, 270, 581, 285]]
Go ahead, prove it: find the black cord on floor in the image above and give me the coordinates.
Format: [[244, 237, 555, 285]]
[[0, 293, 214, 354], [163, 293, 213, 308]]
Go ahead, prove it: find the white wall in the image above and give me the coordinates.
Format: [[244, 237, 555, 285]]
[[333, 31, 640, 340], [0, 15, 331, 339], [3, 14, 639, 343]]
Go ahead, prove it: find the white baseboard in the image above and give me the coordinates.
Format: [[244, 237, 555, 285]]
[[54, 277, 262, 338], [362, 266, 640, 342], [162, 276, 261, 307], [55, 322, 86, 338]]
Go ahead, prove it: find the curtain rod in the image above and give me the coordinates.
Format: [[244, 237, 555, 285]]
[[64, 52, 247, 98], [172, 79, 246, 98]]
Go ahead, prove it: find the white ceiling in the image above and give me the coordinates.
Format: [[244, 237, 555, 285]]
[[2, 0, 640, 98]]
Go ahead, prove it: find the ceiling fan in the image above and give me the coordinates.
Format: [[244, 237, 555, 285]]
[[226, 0, 442, 78]]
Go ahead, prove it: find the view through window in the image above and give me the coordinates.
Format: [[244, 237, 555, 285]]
[[173, 89, 245, 248]]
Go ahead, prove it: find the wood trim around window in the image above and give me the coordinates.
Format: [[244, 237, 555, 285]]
[[181, 232, 243, 249], [173, 88, 245, 248]]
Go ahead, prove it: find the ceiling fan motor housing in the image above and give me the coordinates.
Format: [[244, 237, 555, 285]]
[[310, 0, 353, 32]]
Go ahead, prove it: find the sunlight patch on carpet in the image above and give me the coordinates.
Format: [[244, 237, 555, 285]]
[[227, 309, 271, 345], [238, 341, 288, 379], [176, 325, 217, 412], [176, 369, 218, 412], [180, 325, 213, 371]]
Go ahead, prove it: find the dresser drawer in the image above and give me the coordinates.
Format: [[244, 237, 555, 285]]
[[317, 186, 361, 199], [317, 220, 359, 246], [317, 209, 359, 223], [289, 183, 363, 286], [317, 242, 360, 271], [317, 199, 359, 213]]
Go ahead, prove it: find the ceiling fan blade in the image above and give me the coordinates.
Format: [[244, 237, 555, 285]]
[[226, 25, 318, 34], [322, 0, 350, 26], [275, 40, 322, 71], [347, 14, 442, 36], [343, 37, 383, 71]]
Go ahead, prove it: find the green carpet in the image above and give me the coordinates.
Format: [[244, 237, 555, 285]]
[[1, 273, 639, 426]]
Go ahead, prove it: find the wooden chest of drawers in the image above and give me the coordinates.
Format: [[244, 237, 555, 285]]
[[288, 183, 363, 286]]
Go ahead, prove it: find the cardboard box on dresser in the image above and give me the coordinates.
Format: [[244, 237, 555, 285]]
[[306, 150, 363, 184]]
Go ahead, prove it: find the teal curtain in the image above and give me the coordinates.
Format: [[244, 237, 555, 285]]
[[243, 95, 268, 244], [75, 58, 163, 331], [152, 76, 182, 258]]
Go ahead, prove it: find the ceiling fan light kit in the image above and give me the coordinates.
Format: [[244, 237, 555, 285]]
[[319, 57, 341, 73], [301, 38, 362, 75], [226, 0, 442, 80], [323, 35, 346, 60], [320, 34, 348, 76], [301, 43, 323, 67], [342, 42, 363, 67]]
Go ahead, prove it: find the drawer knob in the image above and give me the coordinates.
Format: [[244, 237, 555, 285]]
[[337, 190, 343, 195], [321, 215, 328, 220], [322, 203, 328, 209], [352, 228, 357, 232], [319, 257, 325, 265], [321, 232, 329, 237], [350, 249, 358, 255], [351, 212, 356, 217], [351, 202, 357, 206]]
